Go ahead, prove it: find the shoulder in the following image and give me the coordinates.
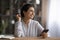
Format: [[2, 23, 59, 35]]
[[31, 20, 42, 27], [31, 20, 40, 25], [15, 21, 22, 25], [31, 20, 39, 23]]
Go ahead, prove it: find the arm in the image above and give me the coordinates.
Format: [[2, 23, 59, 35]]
[[36, 21, 48, 38], [15, 14, 25, 37], [14, 22, 25, 37]]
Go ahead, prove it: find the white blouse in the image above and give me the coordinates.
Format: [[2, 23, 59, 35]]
[[14, 19, 44, 37]]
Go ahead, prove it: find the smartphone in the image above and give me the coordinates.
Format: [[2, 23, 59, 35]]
[[42, 29, 49, 33]]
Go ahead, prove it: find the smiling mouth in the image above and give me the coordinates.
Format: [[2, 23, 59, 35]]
[[31, 15, 34, 18]]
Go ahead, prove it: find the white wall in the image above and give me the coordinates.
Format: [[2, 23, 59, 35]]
[[47, 0, 60, 37]]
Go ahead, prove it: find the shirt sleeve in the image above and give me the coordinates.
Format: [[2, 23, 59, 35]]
[[35, 21, 44, 36], [14, 22, 25, 37]]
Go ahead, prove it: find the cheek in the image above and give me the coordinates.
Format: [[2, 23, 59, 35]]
[[24, 13, 29, 17], [29, 12, 32, 15], [29, 12, 35, 17], [25, 12, 31, 16]]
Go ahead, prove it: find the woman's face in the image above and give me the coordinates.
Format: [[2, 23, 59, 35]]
[[24, 7, 35, 19]]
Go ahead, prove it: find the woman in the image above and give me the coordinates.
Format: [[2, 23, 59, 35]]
[[15, 4, 47, 37]]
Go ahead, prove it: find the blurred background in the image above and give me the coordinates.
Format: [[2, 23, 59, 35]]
[[0, 0, 60, 37]]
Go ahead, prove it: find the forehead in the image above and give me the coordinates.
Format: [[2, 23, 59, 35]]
[[28, 7, 34, 11]]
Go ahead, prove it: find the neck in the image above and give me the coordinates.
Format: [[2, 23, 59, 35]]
[[23, 18, 30, 24]]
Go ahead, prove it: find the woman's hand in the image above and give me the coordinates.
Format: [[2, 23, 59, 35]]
[[16, 14, 21, 22], [41, 32, 48, 38]]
